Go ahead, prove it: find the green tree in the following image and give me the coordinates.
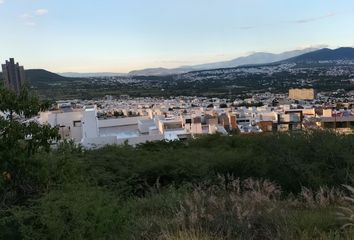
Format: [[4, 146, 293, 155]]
[[0, 86, 59, 205]]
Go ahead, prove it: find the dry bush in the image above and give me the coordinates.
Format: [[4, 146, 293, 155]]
[[337, 185, 354, 230], [159, 230, 224, 240], [299, 186, 344, 208], [172, 176, 285, 240]]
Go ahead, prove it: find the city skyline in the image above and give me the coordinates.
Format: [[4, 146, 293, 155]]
[[1, 0, 354, 73]]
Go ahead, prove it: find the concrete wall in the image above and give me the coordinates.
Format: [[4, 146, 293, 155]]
[[41, 110, 83, 141], [289, 88, 315, 100], [191, 123, 203, 134], [99, 125, 138, 136], [81, 136, 117, 149], [138, 119, 156, 133], [46, 111, 83, 128], [98, 116, 149, 128], [302, 108, 315, 116], [82, 134, 164, 149], [82, 108, 99, 139], [323, 109, 333, 117], [116, 134, 164, 145]]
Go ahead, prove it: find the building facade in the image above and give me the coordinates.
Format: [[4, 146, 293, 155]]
[[289, 88, 315, 100], [1, 58, 26, 94]]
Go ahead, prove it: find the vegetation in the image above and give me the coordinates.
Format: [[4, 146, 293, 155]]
[[0, 130, 354, 239], [0, 87, 59, 206], [1, 87, 354, 239]]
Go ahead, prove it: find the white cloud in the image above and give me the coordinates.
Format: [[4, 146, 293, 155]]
[[20, 8, 48, 26], [297, 44, 329, 50], [239, 12, 337, 31], [25, 21, 36, 27], [294, 12, 336, 24], [20, 13, 33, 19], [35, 9, 48, 16]]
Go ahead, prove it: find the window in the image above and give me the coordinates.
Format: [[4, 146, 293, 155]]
[[73, 120, 82, 127]]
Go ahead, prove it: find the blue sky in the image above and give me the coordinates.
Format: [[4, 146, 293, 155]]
[[1, 0, 354, 73]]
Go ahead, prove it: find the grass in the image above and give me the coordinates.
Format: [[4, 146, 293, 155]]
[[113, 177, 354, 240]]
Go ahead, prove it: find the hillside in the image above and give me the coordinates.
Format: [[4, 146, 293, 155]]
[[129, 67, 194, 76], [26, 69, 87, 86], [0, 69, 88, 87], [285, 47, 354, 63]]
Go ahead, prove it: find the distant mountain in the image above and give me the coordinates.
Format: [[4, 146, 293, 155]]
[[25, 69, 80, 86], [59, 72, 127, 78], [0, 69, 75, 87], [284, 47, 354, 63], [129, 67, 195, 76], [129, 48, 318, 76], [192, 48, 319, 69]]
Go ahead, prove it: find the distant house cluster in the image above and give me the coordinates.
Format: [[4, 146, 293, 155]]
[[36, 92, 354, 148]]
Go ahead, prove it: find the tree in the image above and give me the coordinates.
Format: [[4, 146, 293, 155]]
[[0, 86, 59, 205]]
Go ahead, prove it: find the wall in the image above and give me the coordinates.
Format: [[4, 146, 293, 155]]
[[98, 116, 148, 128], [116, 134, 164, 145], [82, 108, 99, 138], [42, 110, 83, 141], [289, 88, 315, 100]]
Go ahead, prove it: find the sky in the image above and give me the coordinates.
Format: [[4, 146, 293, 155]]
[[1, 0, 354, 73]]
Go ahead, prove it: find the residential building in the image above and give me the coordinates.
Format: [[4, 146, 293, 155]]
[[289, 88, 316, 100], [1, 58, 26, 94]]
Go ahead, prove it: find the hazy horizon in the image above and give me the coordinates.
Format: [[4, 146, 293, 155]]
[[1, 0, 354, 73]]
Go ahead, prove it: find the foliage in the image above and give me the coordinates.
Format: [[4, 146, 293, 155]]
[[0, 87, 59, 206], [11, 184, 125, 240], [337, 185, 354, 231], [82, 131, 354, 195]]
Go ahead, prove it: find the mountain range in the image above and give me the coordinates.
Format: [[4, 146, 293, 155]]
[[128, 47, 319, 76], [1, 47, 354, 85], [58, 72, 127, 78], [283, 47, 354, 63]]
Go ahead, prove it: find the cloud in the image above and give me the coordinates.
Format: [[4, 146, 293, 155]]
[[294, 12, 336, 24], [239, 25, 257, 30], [35, 9, 49, 16], [25, 21, 36, 27], [239, 12, 337, 30], [20, 8, 48, 26], [297, 44, 329, 50], [20, 13, 33, 19], [238, 23, 274, 31], [0, 0, 4, 4]]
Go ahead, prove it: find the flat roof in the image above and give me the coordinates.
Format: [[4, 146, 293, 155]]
[[321, 116, 354, 122]]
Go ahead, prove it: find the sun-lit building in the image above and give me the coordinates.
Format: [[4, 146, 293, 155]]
[[289, 88, 316, 100]]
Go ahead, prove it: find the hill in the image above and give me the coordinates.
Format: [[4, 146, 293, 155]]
[[25, 69, 87, 86], [0, 69, 88, 87], [285, 47, 354, 63], [129, 67, 194, 76]]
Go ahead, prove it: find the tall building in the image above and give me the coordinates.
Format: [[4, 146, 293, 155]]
[[1, 58, 26, 94], [288, 88, 316, 100]]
